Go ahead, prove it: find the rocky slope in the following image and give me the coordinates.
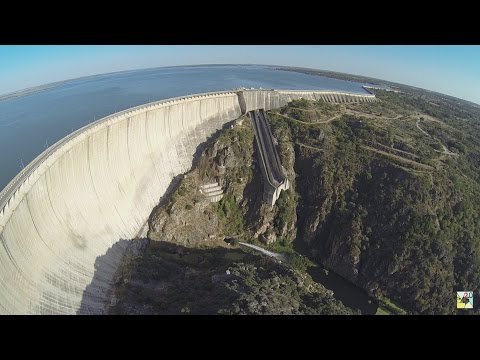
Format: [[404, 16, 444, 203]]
[[147, 115, 297, 248], [110, 115, 353, 315], [109, 241, 355, 315], [268, 93, 480, 314], [115, 89, 480, 315]]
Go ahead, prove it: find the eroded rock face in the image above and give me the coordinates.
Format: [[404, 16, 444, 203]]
[[148, 170, 222, 246], [148, 115, 297, 247], [118, 92, 480, 315], [260, 228, 276, 245], [148, 116, 256, 246]]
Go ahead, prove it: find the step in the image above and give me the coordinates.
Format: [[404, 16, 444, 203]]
[[199, 183, 219, 190], [204, 189, 223, 198], [202, 186, 222, 194], [209, 194, 224, 203], [200, 187, 222, 195]]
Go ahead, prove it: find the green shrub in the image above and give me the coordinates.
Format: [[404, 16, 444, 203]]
[[287, 254, 315, 272], [273, 189, 297, 239], [216, 194, 245, 236]]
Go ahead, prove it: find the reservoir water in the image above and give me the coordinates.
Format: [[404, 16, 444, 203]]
[[0, 64, 377, 313], [0, 65, 369, 191]]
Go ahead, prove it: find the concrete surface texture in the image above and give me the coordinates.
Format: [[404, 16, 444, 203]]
[[238, 89, 376, 114], [0, 89, 375, 314], [249, 109, 289, 206], [199, 182, 224, 202]]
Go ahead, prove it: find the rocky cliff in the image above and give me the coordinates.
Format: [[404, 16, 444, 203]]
[[118, 89, 480, 315], [111, 115, 352, 314], [268, 93, 480, 315]]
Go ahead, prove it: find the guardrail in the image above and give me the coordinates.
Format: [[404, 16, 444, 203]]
[[0, 88, 376, 219], [240, 88, 375, 95], [0, 90, 237, 219], [279, 89, 375, 96]]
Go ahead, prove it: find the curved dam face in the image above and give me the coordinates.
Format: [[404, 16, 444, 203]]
[[0, 89, 376, 314], [0, 92, 242, 314], [238, 89, 376, 113]]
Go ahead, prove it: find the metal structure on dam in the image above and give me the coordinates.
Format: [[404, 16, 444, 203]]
[[0, 88, 376, 314]]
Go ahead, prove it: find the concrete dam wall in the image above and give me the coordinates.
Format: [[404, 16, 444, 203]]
[[0, 89, 376, 314], [0, 92, 242, 314], [238, 89, 376, 113], [249, 109, 289, 206]]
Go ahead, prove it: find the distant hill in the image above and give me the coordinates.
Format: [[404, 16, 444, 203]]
[[275, 65, 479, 107]]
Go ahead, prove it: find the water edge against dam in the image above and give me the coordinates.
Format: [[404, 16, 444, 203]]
[[0, 65, 372, 191], [0, 89, 376, 314]]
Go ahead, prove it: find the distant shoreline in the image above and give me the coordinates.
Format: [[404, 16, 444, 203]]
[[275, 65, 480, 107], [0, 64, 267, 102], [2, 64, 477, 107], [0, 64, 373, 103], [0, 82, 60, 102], [274, 66, 391, 87]]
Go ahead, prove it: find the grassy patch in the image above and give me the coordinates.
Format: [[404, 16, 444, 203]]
[[375, 306, 390, 315], [264, 241, 296, 254], [273, 189, 297, 241], [287, 253, 315, 272], [377, 294, 407, 315], [215, 193, 245, 237]]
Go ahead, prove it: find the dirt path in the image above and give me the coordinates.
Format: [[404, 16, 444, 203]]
[[345, 109, 404, 120], [273, 106, 404, 125], [416, 119, 458, 156], [272, 111, 342, 125], [370, 141, 420, 159], [361, 145, 435, 170], [416, 119, 430, 136], [296, 142, 325, 152]]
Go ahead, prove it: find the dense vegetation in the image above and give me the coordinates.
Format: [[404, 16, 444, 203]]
[[110, 241, 355, 315], [136, 85, 480, 315], [268, 91, 480, 314], [215, 194, 245, 237]]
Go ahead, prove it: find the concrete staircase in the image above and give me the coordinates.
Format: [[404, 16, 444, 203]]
[[199, 182, 224, 202]]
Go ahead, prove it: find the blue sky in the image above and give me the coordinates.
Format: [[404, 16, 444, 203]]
[[0, 45, 479, 104]]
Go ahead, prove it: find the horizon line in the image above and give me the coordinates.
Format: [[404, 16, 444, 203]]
[[0, 63, 477, 106]]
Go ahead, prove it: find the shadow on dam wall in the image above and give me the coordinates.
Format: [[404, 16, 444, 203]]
[[78, 120, 238, 314], [77, 238, 149, 314], [0, 90, 378, 314], [104, 241, 244, 315]]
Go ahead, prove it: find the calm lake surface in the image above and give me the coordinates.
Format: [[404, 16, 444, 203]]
[[0, 65, 369, 191]]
